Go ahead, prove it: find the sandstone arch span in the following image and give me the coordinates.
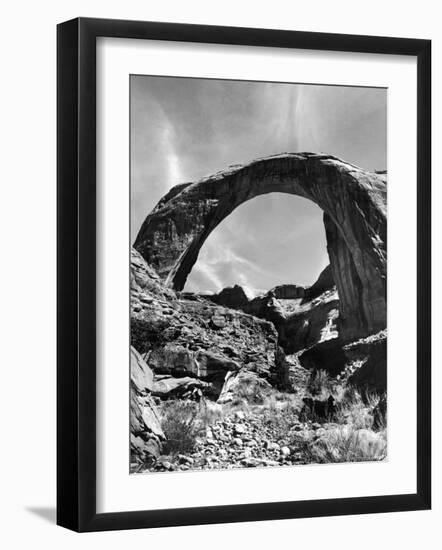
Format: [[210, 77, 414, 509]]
[[134, 153, 387, 342]]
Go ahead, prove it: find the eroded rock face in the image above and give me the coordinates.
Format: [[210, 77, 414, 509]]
[[134, 153, 387, 342]]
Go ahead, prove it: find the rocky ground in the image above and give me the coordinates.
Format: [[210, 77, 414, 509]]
[[145, 407, 329, 472]]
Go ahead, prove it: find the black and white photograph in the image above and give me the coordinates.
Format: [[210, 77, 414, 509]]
[[129, 75, 388, 474], [0, 0, 435, 543]]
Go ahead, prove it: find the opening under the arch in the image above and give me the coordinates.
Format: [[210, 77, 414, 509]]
[[184, 193, 329, 295]]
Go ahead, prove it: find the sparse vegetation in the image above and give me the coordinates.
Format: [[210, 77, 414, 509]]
[[130, 317, 168, 355], [161, 401, 204, 455], [334, 387, 386, 430], [301, 425, 387, 463]]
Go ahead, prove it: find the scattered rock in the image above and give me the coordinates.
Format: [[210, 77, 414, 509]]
[[211, 315, 226, 329], [152, 376, 211, 399], [234, 424, 247, 435], [280, 446, 291, 457], [243, 448, 253, 459]]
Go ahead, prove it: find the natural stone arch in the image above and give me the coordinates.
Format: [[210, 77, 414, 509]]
[[134, 153, 387, 342]]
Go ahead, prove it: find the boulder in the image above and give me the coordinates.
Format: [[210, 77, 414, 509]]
[[152, 376, 212, 398], [148, 344, 199, 376], [217, 370, 272, 404], [130, 346, 154, 394]]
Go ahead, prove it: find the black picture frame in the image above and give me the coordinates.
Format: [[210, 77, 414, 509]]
[[57, 17, 431, 532]]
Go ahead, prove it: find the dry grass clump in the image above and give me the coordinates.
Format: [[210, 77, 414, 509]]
[[303, 425, 387, 463], [334, 387, 386, 430], [197, 398, 225, 425], [161, 401, 204, 455]]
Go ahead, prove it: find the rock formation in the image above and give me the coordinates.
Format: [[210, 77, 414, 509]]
[[134, 153, 387, 342]]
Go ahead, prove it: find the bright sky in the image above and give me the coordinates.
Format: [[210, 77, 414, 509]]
[[131, 76, 386, 294]]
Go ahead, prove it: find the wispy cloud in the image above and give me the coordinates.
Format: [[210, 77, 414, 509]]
[[161, 123, 183, 188]]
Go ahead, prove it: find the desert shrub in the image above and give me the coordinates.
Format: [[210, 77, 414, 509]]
[[301, 425, 387, 463], [130, 317, 168, 354], [372, 393, 387, 430], [161, 401, 203, 456]]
